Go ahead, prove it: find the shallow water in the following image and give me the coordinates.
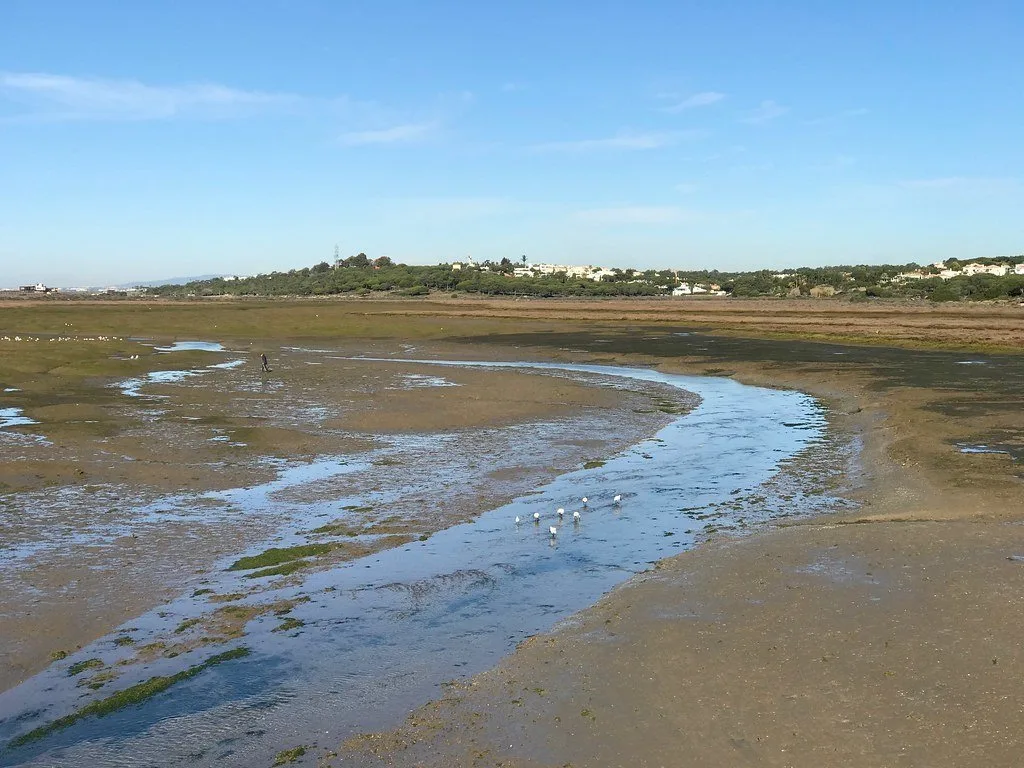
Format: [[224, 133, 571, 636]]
[[0, 408, 36, 430], [117, 358, 245, 398], [153, 342, 226, 353], [0, 360, 849, 766]]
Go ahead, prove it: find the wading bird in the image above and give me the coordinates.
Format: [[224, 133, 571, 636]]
[[515, 516, 521, 525], [573, 510, 581, 522], [557, 507, 564, 518], [582, 496, 588, 507], [533, 512, 541, 523], [549, 526, 558, 538], [613, 494, 622, 504]]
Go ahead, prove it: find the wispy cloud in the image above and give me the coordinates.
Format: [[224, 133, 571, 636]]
[[674, 183, 699, 194], [896, 177, 1019, 195], [0, 71, 296, 121], [739, 100, 788, 124], [532, 130, 702, 153], [338, 121, 438, 146], [805, 107, 868, 126], [377, 196, 514, 222], [661, 91, 725, 113], [573, 205, 697, 225], [501, 82, 526, 92], [812, 154, 856, 171]]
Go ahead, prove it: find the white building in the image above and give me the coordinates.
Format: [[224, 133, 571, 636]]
[[962, 262, 1008, 276], [672, 283, 692, 296], [1015, 264, 1024, 275], [528, 263, 609, 279]]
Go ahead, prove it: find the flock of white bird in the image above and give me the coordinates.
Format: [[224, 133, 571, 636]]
[[515, 493, 623, 539], [0, 335, 122, 343]]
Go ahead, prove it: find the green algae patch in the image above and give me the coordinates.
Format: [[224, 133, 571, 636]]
[[582, 459, 606, 470], [174, 618, 202, 634], [227, 544, 336, 571], [246, 559, 311, 579], [208, 592, 247, 603], [311, 522, 363, 536], [8, 647, 251, 749], [274, 745, 307, 765], [273, 617, 305, 633], [67, 658, 104, 677]]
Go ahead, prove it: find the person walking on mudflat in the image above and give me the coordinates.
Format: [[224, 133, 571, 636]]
[[260, 353, 270, 372]]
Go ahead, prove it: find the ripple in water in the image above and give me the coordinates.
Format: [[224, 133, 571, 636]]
[[0, 360, 854, 766]]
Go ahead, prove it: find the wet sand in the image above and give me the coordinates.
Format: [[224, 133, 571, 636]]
[[338, 330, 1024, 767], [0, 342, 680, 692], [3, 299, 1023, 766]]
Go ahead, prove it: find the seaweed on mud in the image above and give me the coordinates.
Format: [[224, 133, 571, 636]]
[[8, 647, 251, 748], [227, 544, 337, 571], [174, 618, 202, 634], [311, 522, 362, 536], [245, 559, 312, 579], [273, 745, 307, 765], [67, 658, 103, 677], [273, 617, 305, 633]]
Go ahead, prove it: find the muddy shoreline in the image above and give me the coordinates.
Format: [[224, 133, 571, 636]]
[[2, 302, 1022, 766], [336, 330, 1024, 767], [0, 342, 684, 694]]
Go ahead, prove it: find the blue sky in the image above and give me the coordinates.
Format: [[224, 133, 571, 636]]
[[1, 1, 1022, 286]]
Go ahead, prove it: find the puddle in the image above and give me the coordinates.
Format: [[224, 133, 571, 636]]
[[0, 408, 37, 430], [956, 442, 1023, 462], [119, 370, 204, 398], [154, 341, 225, 353], [0, 407, 49, 446], [0, 359, 851, 766], [387, 374, 460, 389], [117, 358, 246, 398]]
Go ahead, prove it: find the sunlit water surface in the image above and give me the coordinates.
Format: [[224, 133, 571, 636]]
[[0, 360, 852, 767]]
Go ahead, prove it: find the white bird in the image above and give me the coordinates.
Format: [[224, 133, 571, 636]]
[[582, 496, 588, 506], [557, 507, 564, 518], [573, 510, 581, 522], [533, 512, 541, 523], [613, 494, 622, 504], [515, 516, 521, 525], [549, 526, 557, 537]]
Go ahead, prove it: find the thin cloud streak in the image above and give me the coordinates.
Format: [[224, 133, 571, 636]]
[[661, 91, 726, 113], [0, 71, 297, 121], [896, 177, 1019, 195], [739, 99, 788, 124], [805, 107, 869, 125], [573, 205, 698, 225], [338, 121, 438, 145], [532, 130, 703, 153]]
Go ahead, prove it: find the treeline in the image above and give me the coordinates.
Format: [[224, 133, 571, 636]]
[[146, 254, 1024, 302]]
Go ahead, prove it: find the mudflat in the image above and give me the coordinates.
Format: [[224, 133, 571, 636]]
[[2, 297, 1022, 766], [0, 328, 682, 692], [330, 305, 1024, 766]]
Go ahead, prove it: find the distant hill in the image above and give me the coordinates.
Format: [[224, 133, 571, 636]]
[[116, 274, 227, 288]]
